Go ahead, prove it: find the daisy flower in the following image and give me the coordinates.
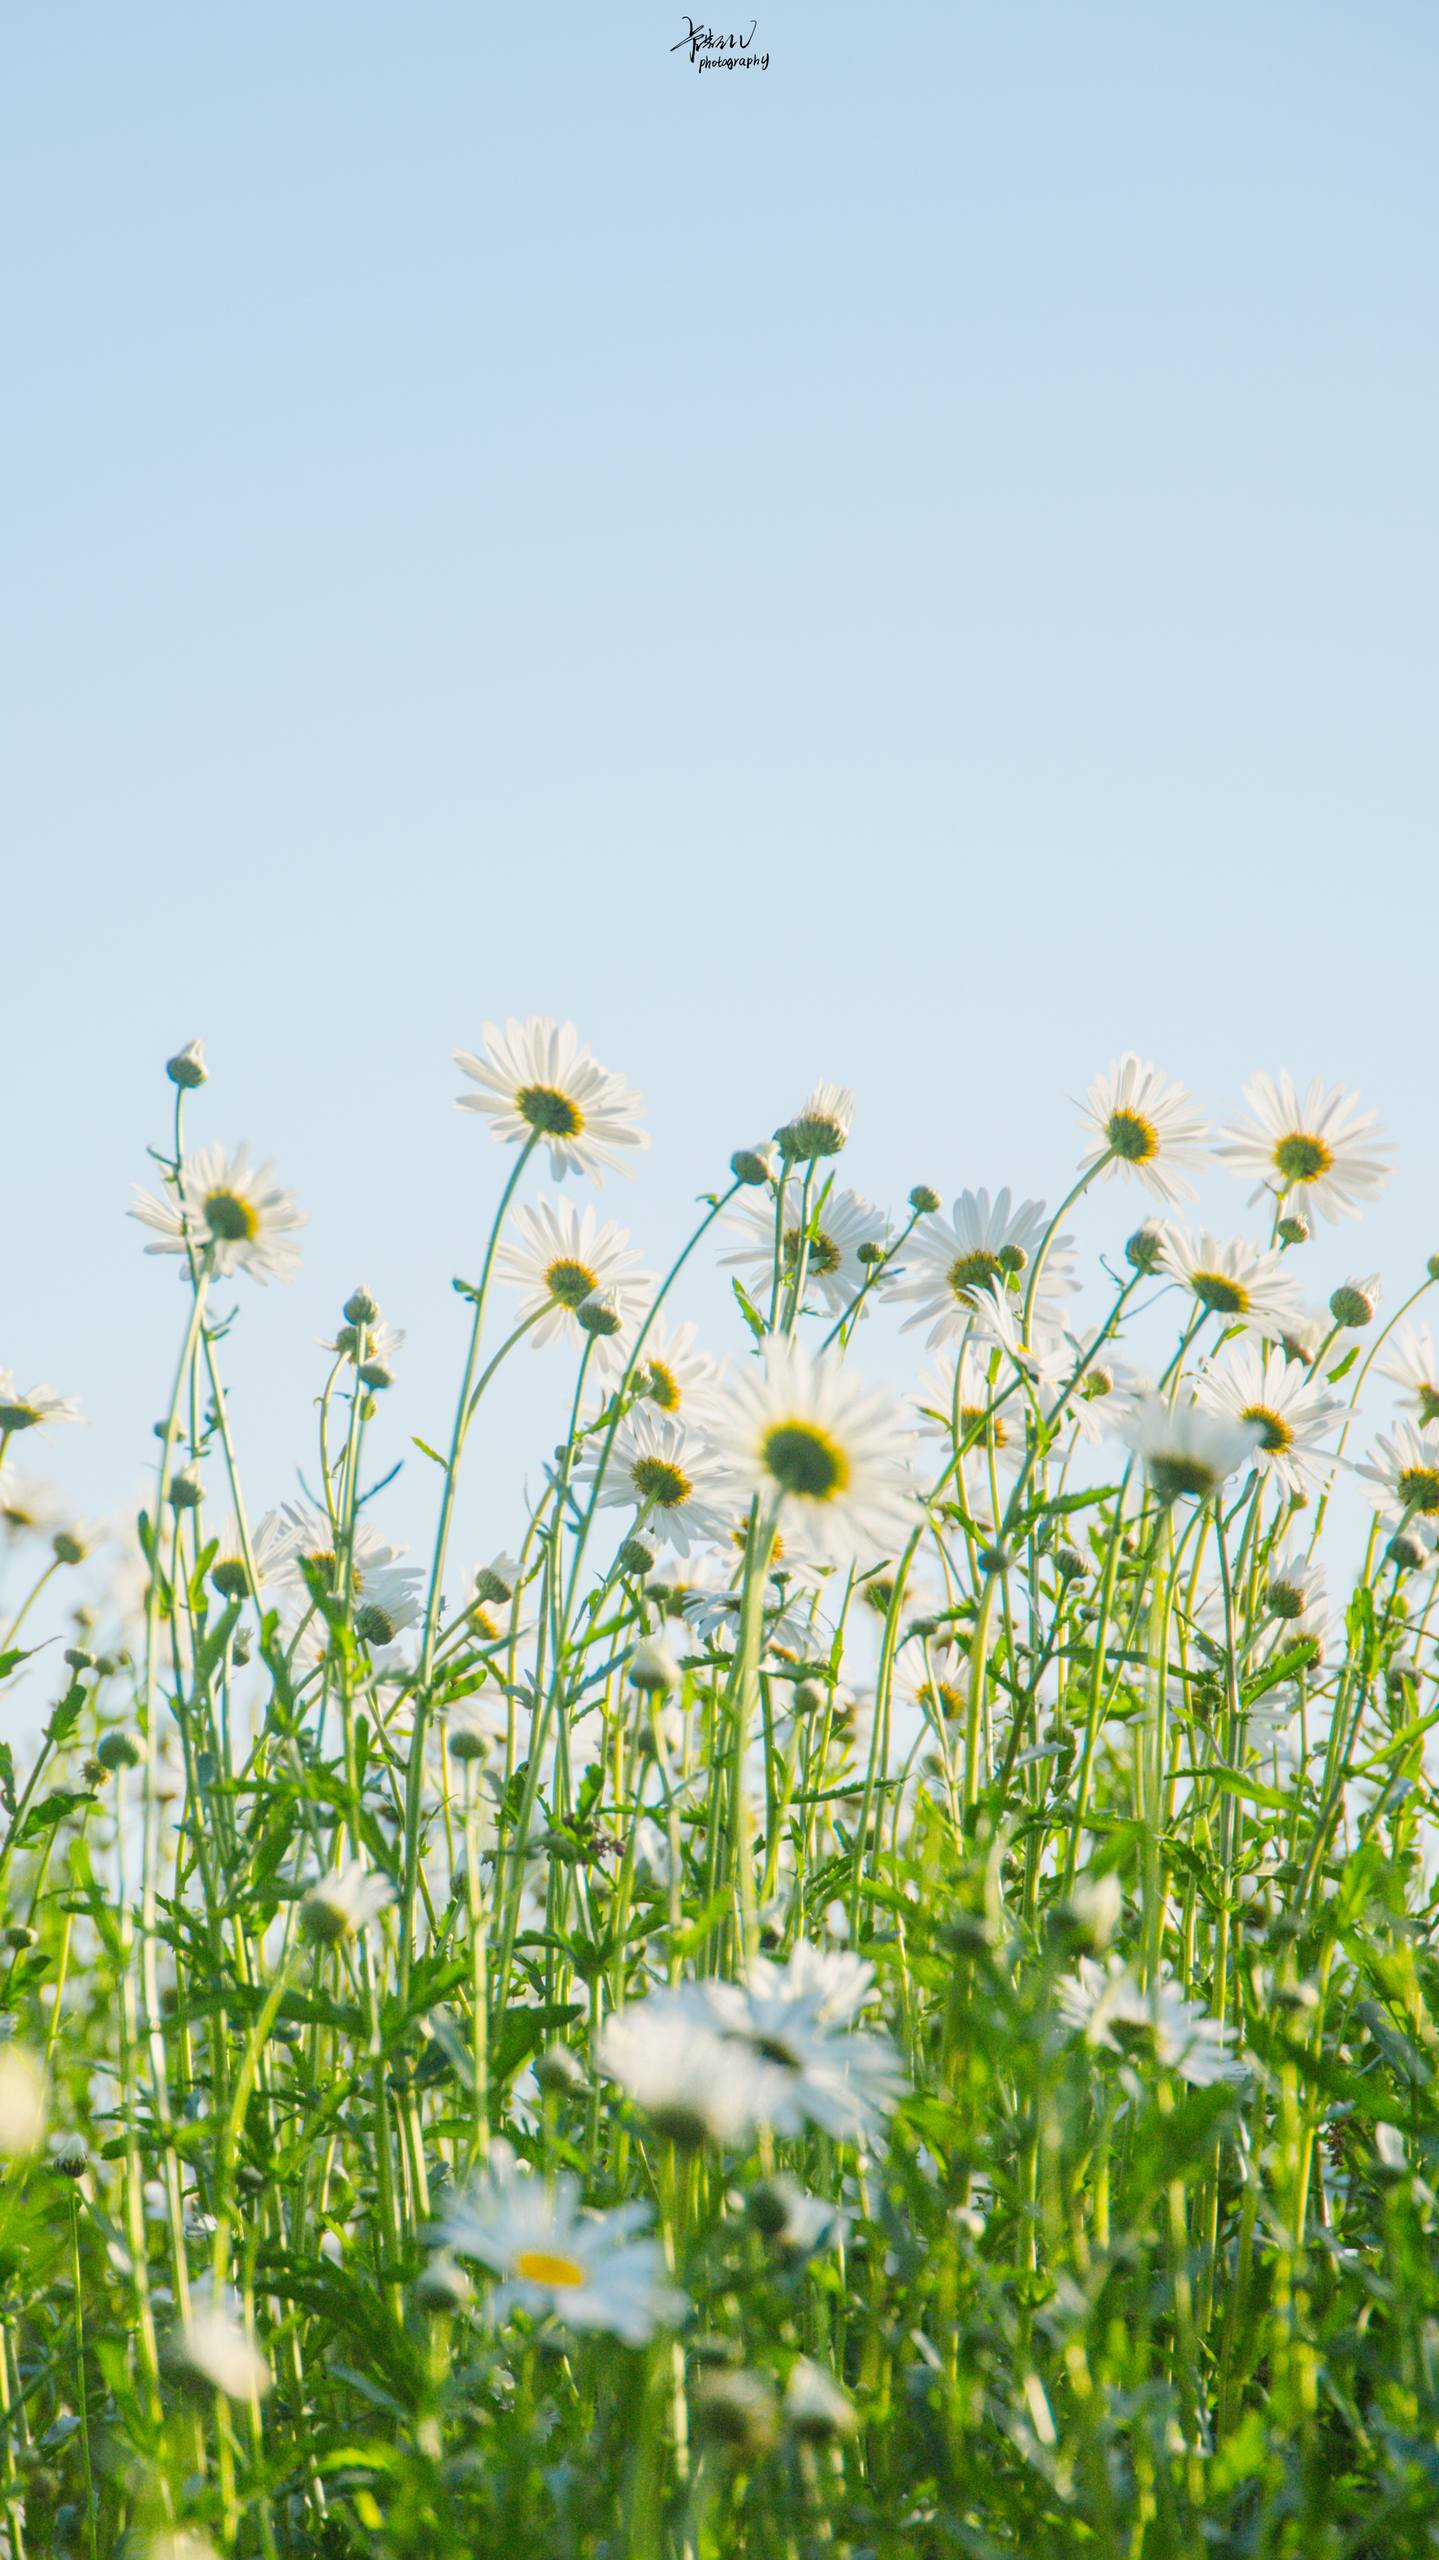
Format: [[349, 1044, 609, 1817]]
[[635, 1319, 719, 1420], [0, 1373, 84, 1435], [710, 1336, 917, 1570], [130, 1143, 304, 1283], [172, 2289, 272, 2401], [0, 1470, 66, 1541], [494, 1198, 654, 1364], [1379, 1324, 1439, 1430], [1262, 1549, 1328, 1641], [1157, 1228, 1302, 1339], [597, 1998, 775, 2147], [913, 1346, 1025, 1486], [720, 1187, 892, 1319], [1117, 1390, 1263, 1505], [274, 1503, 423, 1628], [454, 1015, 647, 1183], [1077, 1054, 1209, 1206], [299, 1857, 395, 1946], [1196, 1344, 1340, 1499], [1217, 1072, 1392, 1224], [208, 1509, 288, 1601], [1057, 1957, 1244, 2086], [1358, 1421, 1439, 1531], [691, 1943, 905, 2143], [896, 1190, 1076, 1351], [572, 1406, 726, 1559], [437, 2151, 684, 2345], [777, 1081, 854, 1163]]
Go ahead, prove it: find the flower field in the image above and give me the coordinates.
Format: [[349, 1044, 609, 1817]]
[[4, 1023, 1439, 2557]]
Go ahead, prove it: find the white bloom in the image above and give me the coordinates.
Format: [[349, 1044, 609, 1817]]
[[597, 1999, 773, 2146], [710, 1337, 917, 1570], [626, 1636, 682, 1694], [691, 1943, 905, 2143], [1158, 1228, 1302, 1340], [1262, 1548, 1328, 1640], [779, 1081, 854, 1161], [208, 1509, 288, 1600], [0, 1374, 84, 1434], [913, 1345, 1025, 1484], [48, 2131, 89, 2177], [474, 1549, 522, 1604], [0, 1468, 66, 1540], [1117, 1390, 1263, 1504], [494, 1197, 654, 1365], [785, 2357, 857, 2440], [1378, 1324, 1439, 1430], [636, 1320, 720, 1419], [572, 1405, 726, 1559], [173, 2290, 272, 2400], [1078, 1054, 1209, 1206], [437, 2152, 684, 2344], [300, 1857, 395, 1945], [1057, 1957, 1244, 2085], [720, 1187, 892, 1318], [1217, 1071, 1392, 1223], [1358, 1421, 1439, 1532], [1195, 1344, 1340, 1498], [454, 1015, 648, 1183], [0, 2046, 47, 2156], [274, 1503, 423, 1633], [896, 1190, 1076, 1351], [130, 1143, 304, 1283]]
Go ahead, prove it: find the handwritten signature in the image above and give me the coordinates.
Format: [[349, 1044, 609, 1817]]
[[671, 18, 769, 71]]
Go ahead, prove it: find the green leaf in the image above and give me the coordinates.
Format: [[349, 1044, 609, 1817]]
[[412, 1436, 449, 1468], [730, 1277, 769, 1344], [1327, 1344, 1361, 1383], [0, 1648, 35, 1682]]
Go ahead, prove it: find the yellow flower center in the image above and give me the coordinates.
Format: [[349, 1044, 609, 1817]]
[[517, 1084, 585, 1140], [784, 1224, 841, 1278], [761, 1420, 850, 1502], [1107, 1108, 1159, 1165], [647, 1359, 681, 1411], [545, 1256, 600, 1310], [631, 1455, 693, 1510], [959, 1406, 1009, 1448], [947, 1248, 1003, 1302], [203, 1188, 260, 1244], [1189, 1270, 1250, 1316], [514, 2247, 587, 2288], [1273, 1132, 1332, 1185], [0, 1400, 41, 1432], [1240, 1403, 1292, 1455], [1397, 1465, 1439, 1517]]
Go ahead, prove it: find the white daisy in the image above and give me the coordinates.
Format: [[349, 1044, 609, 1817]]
[[1157, 1228, 1302, 1339], [913, 1346, 1025, 1484], [299, 1857, 395, 1946], [709, 1336, 917, 1570], [896, 1190, 1076, 1351], [1077, 1054, 1209, 1206], [494, 1198, 654, 1364], [597, 1998, 774, 2147], [1117, 1390, 1263, 1505], [130, 1143, 304, 1283], [0, 1373, 84, 1435], [437, 2151, 684, 2345], [1379, 1324, 1439, 1430], [690, 1944, 905, 2143], [0, 1469, 66, 1541], [720, 1187, 892, 1319], [172, 2290, 272, 2401], [777, 1081, 854, 1162], [454, 1016, 648, 1184], [635, 1320, 720, 1420], [1358, 1421, 1439, 1532], [1262, 1549, 1328, 1641], [328, 1316, 406, 1385], [1195, 1344, 1340, 1498], [208, 1509, 288, 1601], [785, 2359, 857, 2441], [273, 1504, 423, 1634], [572, 1406, 726, 1559], [1056, 1957, 1244, 2086], [1217, 1071, 1392, 1224]]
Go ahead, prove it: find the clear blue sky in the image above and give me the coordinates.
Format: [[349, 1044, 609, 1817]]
[[4, 2, 1436, 1576]]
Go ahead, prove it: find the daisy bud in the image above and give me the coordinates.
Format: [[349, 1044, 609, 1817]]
[[776, 1082, 854, 1164], [1125, 1222, 1165, 1273], [1277, 1214, 1310, 1246], [354, 1603, 399, 1647], [617, 1535, 656, 1576], [731, 1143, 778, 1186], [975, 1544, 1011, 1576], [343, 1287, 381, 1327], [52, 1527, 91, 1566], [415, 2250, 472, 2311], [1049, 1871, 1122, 1953], [95, 1728, 145, 1772], [577, 1287, 623, 1339], [48, 2131, 89, 2178], [165, 1038, 208, 1090], [1330, 1277, 1378, 1329], [1428, 1256, 1439, 1284], [909, 1185, 941, 1215], [784, 2358, 857, 2443], [1387, 1530, 1427, 1573], [627, 1637, 681, 1695], [997, 1243, 1027, 1275], [358, 1358, 395, 1390], [475, 1553, 519, 1606], [857, 1240, 886, 1267], [63, 1647, 93, 1670], [168, 1469, 204, 1512], [534, 2041, 587, 2097], [3, 1925, 34, 1951], [693, 2368, 779, 2460], [1053, 1543, 1090, 1584]]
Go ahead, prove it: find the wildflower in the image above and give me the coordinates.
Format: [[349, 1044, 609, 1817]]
[[0, 1469, 64, 1539], [897, 1189, 1076, 1350], [638, 1319, 719, 1418], [777, 1081, 854, 1162], [721, 1188, 892, 1318], [1118, 1391, 1263, 1504], [1158, 1228, 1302, 1338], [494, 1197, 654, 1363], [165, 1038, 208, 1088], [437, 2150, 684, 2344], [597, 2000, 772, 2146], [1378, 1324, 1439, 1429], [692, 2367, 780, 2458], [577, 1286, 624, 1339], [1077, 1054, 1209, 1206], [909, 1183, 942, 1215], [274, 1503, 423, 1628], [0, 2046, 47, 2156], [573, 1406, 725, 1558], [746, 2176, 848, 2257], [1263, 1549, 1328, 1636], [454, 1015, 648, 1183], [95, 1727, 145, 1771], [1358, 1421, 1439, 1530], [913, 1345, 1025, 1487], [731, 1141, 779, 1186], [1218, 1071, 1392, 1223], [209, 1509, 287, 1600], [172, 2290, 272, 2400], [329, 1315, 406, 1382], [300, 1857, 395, 1945], [0, 1373, 84, 1434], [131, 1143, 304, 1282], [1057, 1957, 1244, 2085], [626, 1636, 682, 1694], [474, 1550, 521, 1605], [1196, 1345, 1340, 1498], [692, 1943, 906, 2143], [785, 2358, 857, 2441], [445, 1693, 508, 1761], [711, 1336, 916, 1570], [1126, 1222, 1165, 1272], [1328, 1278, 1380, 1334], [1050, 1871, 1123, 1953]]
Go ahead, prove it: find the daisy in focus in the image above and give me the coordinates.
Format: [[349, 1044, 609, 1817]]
[[494, 1198, 654, 1364], [1217, 1072, 1391, 1224], [436, 2151, 684, 2345], [897, 1190, 1076, 1350], [454, 1015, 648, 1183], [635, 1319, 720, 1420], [130, 1144, 305, 1284], [1157, 1228, 1302, 1339], [1358, 1421, 1439, 1533], [572, 1405, 726, 1559], [1196, 1343, 1341, 1499], [1077, 1054, 1209, 1207], [721, 1186, 892, 1320], [711, 1335, 917, 1569]]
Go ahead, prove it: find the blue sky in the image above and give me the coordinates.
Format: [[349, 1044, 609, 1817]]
[[3, 2, 1436, 1582]]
